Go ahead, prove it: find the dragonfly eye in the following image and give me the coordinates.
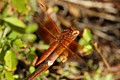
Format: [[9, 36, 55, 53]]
[[72, 31, 79, 36]]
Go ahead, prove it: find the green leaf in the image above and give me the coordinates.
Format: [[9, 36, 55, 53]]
[[44, 70, 49, 75], [83, 44, 93, 54], [13, 75, 19, 79], [0, 65, 3, 71], [78, 38, 88, 46], [3, 17, 26, 28], [84, 72, 92, 80], [13, 39, 24, 48], [4, 23, 25, 33], [38, 70, 49, 79], [105, 74, 114, 80], [2, 4, 9, 17], [0, 25, 2, 30], [8, 31, 18, 40], [83, 28, 92, 43], [11, 0, 28, 15], [0, 71, 5, 80], [29, 66, 35, 73], [28, 54, 36, 63], [4, 50, 18, 71], [2, 26, 11, 37], [96, 68, 102, 73], [26, 23, 38, 33], [53, 6, 59, 12], [93, 74, 101, 80], [5, 71, 14, 80], [25, 34, 37, 42], [61, 71, 70, 77], [0, 44, 10, 61], [39, 41, 49, 50]]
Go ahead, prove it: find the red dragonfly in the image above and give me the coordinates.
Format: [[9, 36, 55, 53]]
[[26, 1, 93, 80]]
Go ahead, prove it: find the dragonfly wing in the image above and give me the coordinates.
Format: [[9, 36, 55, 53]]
[[60, 43, 88, 70], [37, 0, 61, 35], [34, 13, 56, 44], [68, 41, 99, 59], [67, 51, 88, 70], [44, 14, 61, 35]]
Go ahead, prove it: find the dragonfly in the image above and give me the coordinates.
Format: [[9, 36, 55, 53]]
[[26, 1, 93, 80]]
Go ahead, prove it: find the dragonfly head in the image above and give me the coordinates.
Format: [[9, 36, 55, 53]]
[[72, 30, 79, 37], [62, 27, 79, 40]]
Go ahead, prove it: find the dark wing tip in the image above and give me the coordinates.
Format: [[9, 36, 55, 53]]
[[79, 62, 88, 70]]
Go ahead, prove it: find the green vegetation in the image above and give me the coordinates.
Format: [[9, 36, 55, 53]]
[[0, 0, 116, 80], [0, 0, 38, 79]]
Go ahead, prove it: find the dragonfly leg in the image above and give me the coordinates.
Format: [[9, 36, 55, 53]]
[[59, 51, 68, 63]]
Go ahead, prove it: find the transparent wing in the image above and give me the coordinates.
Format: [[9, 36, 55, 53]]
[[60, 43, 88, 70], [34, 13, 56, 44], [66, 38, 99, 59]]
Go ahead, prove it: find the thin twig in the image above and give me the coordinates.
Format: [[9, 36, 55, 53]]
[[94, 42, 111, 71]]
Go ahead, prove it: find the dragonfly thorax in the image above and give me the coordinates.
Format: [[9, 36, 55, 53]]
[[61, 27, 79, 40]]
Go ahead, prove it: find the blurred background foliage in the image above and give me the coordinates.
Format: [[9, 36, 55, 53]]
[[0, 0, 120, 80], [0, 0, 38, 79]]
